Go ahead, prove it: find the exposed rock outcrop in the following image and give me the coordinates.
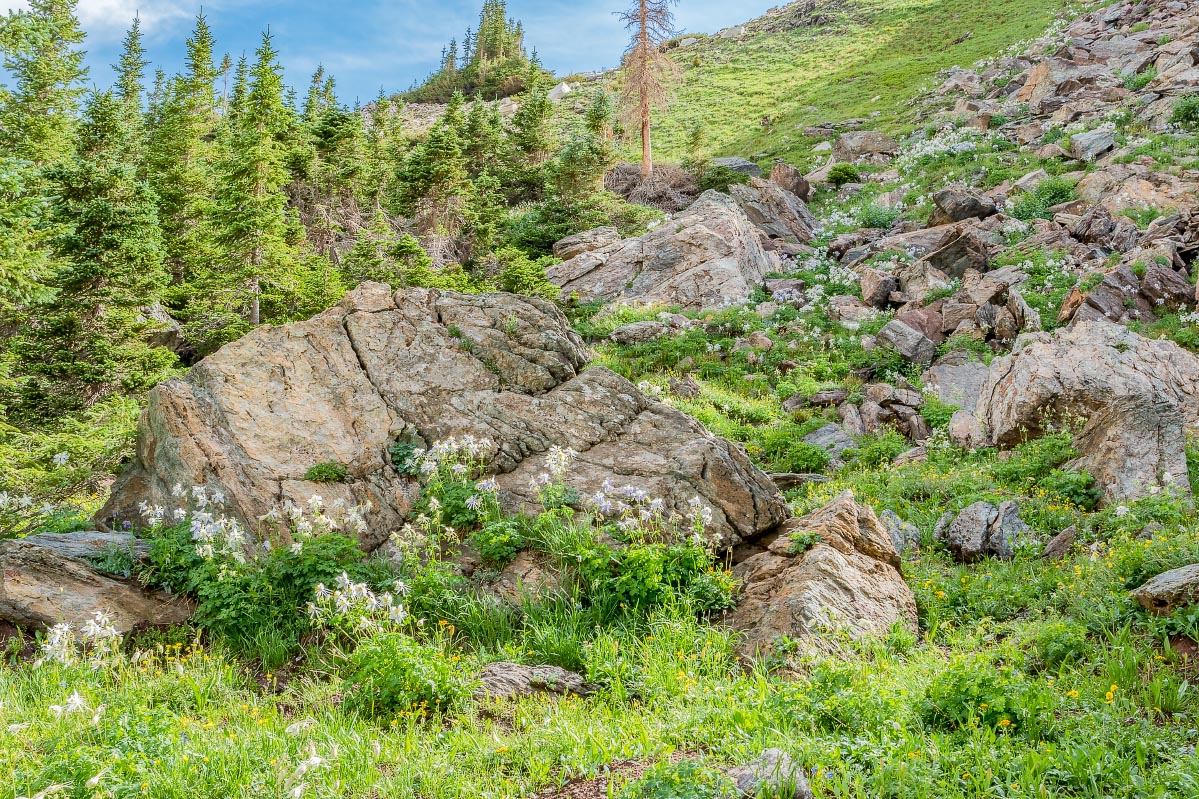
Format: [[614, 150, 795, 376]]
[[0, 536, 192, 632], [547, 191, 781, 310], [475, 662, 592, 700], [729, 492, 917, 657], [979, 320, 1199, 502], [100, 284, 789, 551]]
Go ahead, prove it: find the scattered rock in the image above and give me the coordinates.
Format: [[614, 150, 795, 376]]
[[803, 423, 857, 467], [475, 662, 592, 700], [725, 749, 813, 799], [729, 492, 917, 657], [609, 320, 673, 345], [1070, 127, 1116, 162], [1132, 564, 1199, 616], [1042, 527, 1077, 560], [877, 320, 936, 366], [927, 187, 998, 227], [0, 537, 192, 633], [938, 500, 1027, 562], [712, 156, 763, 177], [832, 130, 899, 163], [880, 509, 921, 555]]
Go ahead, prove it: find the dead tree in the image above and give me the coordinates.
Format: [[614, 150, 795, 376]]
[[617, 0, 680, 181]]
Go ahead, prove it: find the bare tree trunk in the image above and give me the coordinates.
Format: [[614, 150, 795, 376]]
[[638, 0, 652, 180]]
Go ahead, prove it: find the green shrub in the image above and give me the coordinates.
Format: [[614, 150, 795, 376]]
[[469, 517, 527, 565], [580, 539, 736, 614], [415, 480, 482, 531], [921, 656, 1027, 731], [143, 523, 368, 663], [390, 440, 421, 475], [502, 193, 660, 257], [1122, 68, 1157, 91], [1010, 177, 1077, 221], [1172, 95, 1199, 130], [1027, 619, 1091, 673], [493, 246, 559, 300], [851, 429, 907, 468], [787, 530, 822, 555], [828, 162, 862, 187], [305, 461, 347, 483], [619, 759, 735, 799], [344, 631, 475, 720], [919, 395, 958, 430], [856, 202, 901, 229], [993, 432, 1077, 487], [1039, 468, 1101, 510], [697, 163, 751, 193]]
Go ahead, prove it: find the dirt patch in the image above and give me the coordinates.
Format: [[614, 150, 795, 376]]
[[538, 760, 651, 799]]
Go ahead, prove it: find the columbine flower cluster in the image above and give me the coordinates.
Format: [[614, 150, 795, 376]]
[[307, 572, 407, 634], [585, 479, 715, 542], [411, 435, 493, 481], [37, 611, 123, 669], [263, 495, 370, 552]]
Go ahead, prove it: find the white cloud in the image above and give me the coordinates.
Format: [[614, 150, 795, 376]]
[[76, 1, 193, 38]]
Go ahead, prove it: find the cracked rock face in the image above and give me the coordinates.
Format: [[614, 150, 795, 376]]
[[728, 491, 917, 657], [99, 283, 788, 551], [545, 191, 779, 311], [979, 320, 1199, 503]]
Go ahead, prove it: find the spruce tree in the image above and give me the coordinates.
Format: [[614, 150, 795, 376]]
[[11, 91, 171, 422], [114, 17, 148, 113], [395, 92, 470, 233], [210, 31, 296, 328], [144, 14, 222, 285], [0, 0, 88, 167]]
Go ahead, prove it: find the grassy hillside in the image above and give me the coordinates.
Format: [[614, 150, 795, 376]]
[[654, 0, 1076, 165]]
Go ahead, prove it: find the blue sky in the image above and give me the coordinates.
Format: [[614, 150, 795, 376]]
[[3, 1, 778, 105]]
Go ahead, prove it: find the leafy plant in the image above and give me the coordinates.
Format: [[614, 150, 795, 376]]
[[1171, 95, 1199, 130], [828, 162, 862, 187], [619, 759, 735, 799], [343, 630, 475, 720], [305, 461, 347, 483]]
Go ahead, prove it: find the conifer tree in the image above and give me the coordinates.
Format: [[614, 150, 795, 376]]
[[550, 88, 616, 202], [144, 14, 221, 284], [114, 17, 148, 119], [341, 209, 401, 285], [463, 100, 504, 179], [395, 92, 470, 234], [210, 31, 297, 328], [618, 0, 679, 180], [11, 91, 171, 422], [0, 0, 88, 167]]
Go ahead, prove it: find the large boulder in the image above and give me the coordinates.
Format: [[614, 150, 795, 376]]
[[728, 178, 817, 243], [979, 320, 1199, 502], [546, 191, 780, 310], [99, 284, 790, 551], [0, 536, 192, 632], [728, 492, 918, 657], [1131, 564, 1199, 616], [832, 131, 898, 162]]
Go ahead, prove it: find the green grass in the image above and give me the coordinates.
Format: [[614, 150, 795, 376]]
[[654, 0, 1076, 166]]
